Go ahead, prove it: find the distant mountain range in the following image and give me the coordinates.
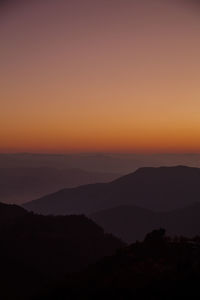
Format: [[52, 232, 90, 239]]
[[3, 164, 200, 299], [24, 166, 200, 215], [0, 167, 119, 204], [1, 153, 200, 173]]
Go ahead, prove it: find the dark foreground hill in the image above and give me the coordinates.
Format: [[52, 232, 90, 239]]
[[0, 202, 123, 300], [2, 202, 200, 300], [24, 166, 200, 214], [40, 229, 200, 300], [0, 167, 118, 204], [90, 202, 200, 242], [0, 201, 27, 221]]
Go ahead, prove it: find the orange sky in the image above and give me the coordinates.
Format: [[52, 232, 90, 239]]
[[1, 0, 200, 153]]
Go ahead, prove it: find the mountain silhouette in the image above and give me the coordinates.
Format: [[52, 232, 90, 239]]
[[90, 205, 156, 242], [1, 153, 200, 173], [2, 201, 200, 299], [24, 166, 200, 215], [0, 167, 119, 204], [90, 202, 200, 242], [42, 229, 200, 299], [0, 202, 123, 299], [0, 201, 27, 222]]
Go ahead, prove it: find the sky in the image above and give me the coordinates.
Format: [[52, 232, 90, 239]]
[[1, 0, 200, 153]]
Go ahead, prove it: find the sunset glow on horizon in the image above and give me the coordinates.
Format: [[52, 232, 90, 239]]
[[1, 0, 200, 153]]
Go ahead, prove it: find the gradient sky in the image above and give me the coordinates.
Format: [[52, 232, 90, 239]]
[[1, 0, 200, 153]]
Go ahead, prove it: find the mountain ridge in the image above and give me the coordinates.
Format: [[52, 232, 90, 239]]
[[24, 166, 200, 214], [90, 201, 200, 242], [0, 167, 119, 204]]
